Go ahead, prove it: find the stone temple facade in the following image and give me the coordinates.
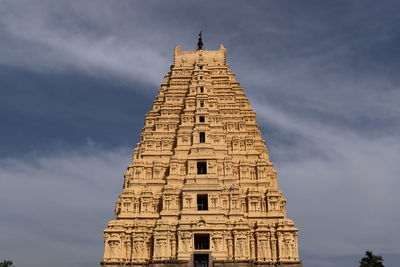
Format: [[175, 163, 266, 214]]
[[101, 43, 302, 267]]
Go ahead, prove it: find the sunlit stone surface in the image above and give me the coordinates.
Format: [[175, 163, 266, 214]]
[[100, 44, 302, 267]]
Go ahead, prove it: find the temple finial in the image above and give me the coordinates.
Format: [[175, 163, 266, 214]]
[[197, 31, 203, 50]]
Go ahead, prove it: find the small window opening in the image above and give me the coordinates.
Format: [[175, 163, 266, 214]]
[[194, 234, 210, 249], [199, 66, 203, 70], [200, 101, 204, 107], [197, 162, 207, 174], [199, 116, 205, 123], [197, 195, 208, 211], [200, 87, 204, 93], [200, 76, 203, 80], [199, 132, 205, 143]]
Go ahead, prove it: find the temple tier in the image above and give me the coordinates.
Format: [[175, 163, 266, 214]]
[[101, 44, 302, 267]]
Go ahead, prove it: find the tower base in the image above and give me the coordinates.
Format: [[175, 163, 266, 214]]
[[100, 260, 303, 267], [213, 261, 303, 267]]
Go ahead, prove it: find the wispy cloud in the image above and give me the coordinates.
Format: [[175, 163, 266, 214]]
[[0, 1, 169, 86], [0, 146, 130, 267], [254, 101, 400, 258]]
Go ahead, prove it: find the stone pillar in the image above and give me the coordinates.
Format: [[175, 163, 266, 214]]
[[293, 232, 299, 261], [250, 234, 256, 259], [124, 235, 132, 261], [271, 235, 277, 262], [227, 234, 233, 259], [171, 233, 177, 258], [265, 232, 272, 262]]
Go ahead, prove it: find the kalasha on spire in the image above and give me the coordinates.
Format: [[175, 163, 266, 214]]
[[100, 43, 302, 267], [197, 31, 203, 50]]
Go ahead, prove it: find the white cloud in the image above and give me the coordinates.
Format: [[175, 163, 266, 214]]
[[253, 101, 400, 260], [0, 0, 169, 86], [0, 147, 131, 267]]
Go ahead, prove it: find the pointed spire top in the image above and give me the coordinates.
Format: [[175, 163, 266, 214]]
[[197, 31, 203, 50]]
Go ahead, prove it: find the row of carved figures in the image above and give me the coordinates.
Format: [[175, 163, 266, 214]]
[[169, 69, 229, 77], [139, 135, 262, 150], [124, 161, 276, 182], [142, 116, 258, 131], [103, 229, 299, 262], [115, 189, 285, 217]]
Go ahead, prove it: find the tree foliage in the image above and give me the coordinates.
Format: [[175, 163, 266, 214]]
[[359, 251, 384, 267], [0, 260, 14, 267]]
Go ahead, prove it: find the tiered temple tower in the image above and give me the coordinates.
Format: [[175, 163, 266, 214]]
[[101, 40, 302, 267]]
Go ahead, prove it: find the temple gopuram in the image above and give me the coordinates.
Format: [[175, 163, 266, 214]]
[[101, 36, 302, 267]]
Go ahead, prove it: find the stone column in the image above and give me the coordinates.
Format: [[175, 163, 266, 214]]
[[271, 235, 277, 262], [265, 232, 272, 262], [125, 235, 132, 261], [293, 232, 299, 260], [250, 235, 256, 260], [227, 236, 233, 259], [103, 234, 110, 260], [171, 233, 177, 258]]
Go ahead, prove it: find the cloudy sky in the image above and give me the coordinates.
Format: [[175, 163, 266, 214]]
[[0, 1, 399, 266]]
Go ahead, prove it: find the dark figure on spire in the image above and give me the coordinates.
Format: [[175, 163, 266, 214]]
[[197, 31, 203, 50]]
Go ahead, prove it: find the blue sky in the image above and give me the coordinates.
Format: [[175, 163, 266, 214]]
[[0, 1, 399, 267]]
